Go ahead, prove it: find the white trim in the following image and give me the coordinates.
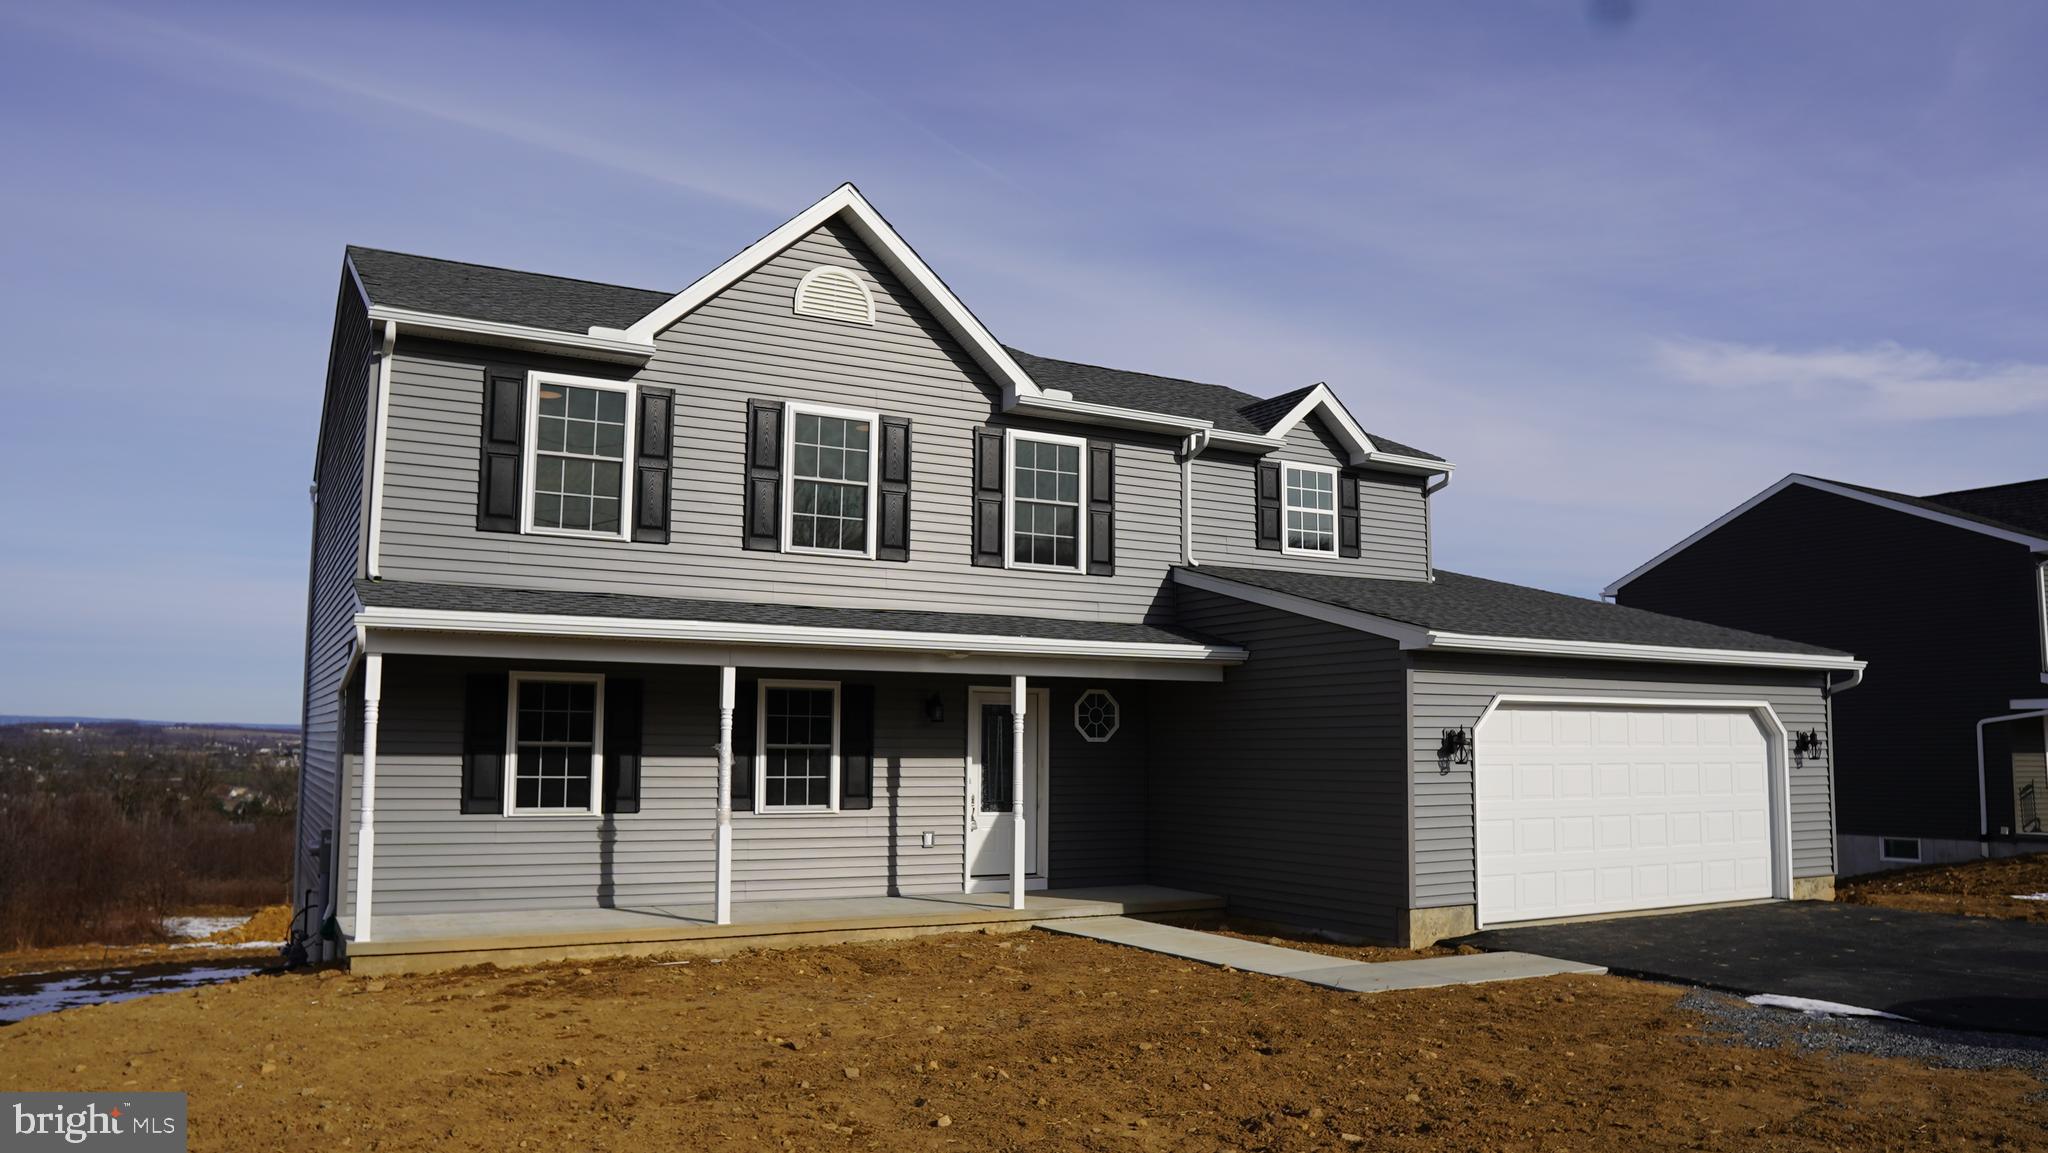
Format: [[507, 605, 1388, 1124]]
[[1003, 428, 1089, 573], [1255, 383, 1455, 475], [351, 652, 383, 943], [1606, 474, 2048, 596], [1171, 568, 1864, 672], [521, 371, 637, 542], [755, 679, 841, 814], [1470, 695, 1794, 929], [365, 320, 396, 579], [365, 304, 654, 364], [1878, 836, 1923, 863], [792, 265, 876, 326], [2036, 560, 2048, 677], [1278, 460, 1341, 557], [1073, 688, 1121, 743], [1977, 709, 2048, 836], [616, 184, 1043, 404], [782, 400, 881, 559], [503, 672, 607, 817], [963, 685, 1050, 889]]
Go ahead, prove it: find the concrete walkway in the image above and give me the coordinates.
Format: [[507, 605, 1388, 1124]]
[[1045, 916, 1604, 993]]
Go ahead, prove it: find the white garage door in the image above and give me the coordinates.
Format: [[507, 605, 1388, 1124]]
[[1476, 705, 1776, 925]]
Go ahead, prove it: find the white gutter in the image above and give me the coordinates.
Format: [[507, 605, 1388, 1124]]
[[366, 305, 656, 364], [355, 605, 1247, 665], [1978, 709, 2048, 838]]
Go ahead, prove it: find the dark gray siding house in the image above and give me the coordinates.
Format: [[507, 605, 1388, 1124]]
[[1610, 475, 2048, 875], [294, 184, 1862, 967]]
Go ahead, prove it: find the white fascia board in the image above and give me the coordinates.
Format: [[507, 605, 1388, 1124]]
[[615, 183, 1042, 403], [1606, 474, 2048, 596], [1204, 429, 1286, 453], [1171, 568, 1435, 647], [1255, 383, 1454, 475], [1364, 452, 1455, 476], [368, 305, 655, 364], [355, 605, 1246, 666], [1007, 393, 1211, 437]]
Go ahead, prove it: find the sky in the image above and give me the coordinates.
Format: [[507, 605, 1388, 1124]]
[[1, 1, 2044, 723]]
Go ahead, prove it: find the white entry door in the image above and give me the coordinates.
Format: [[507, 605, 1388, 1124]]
[[1476, 704, 1776, 925], [966, 687, 1049, 882]]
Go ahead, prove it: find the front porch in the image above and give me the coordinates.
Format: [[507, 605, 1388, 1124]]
[[339, 885, 1223, 975]]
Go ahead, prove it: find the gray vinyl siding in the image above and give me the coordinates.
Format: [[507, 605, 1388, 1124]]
[[295, 272, 373, 940], [1407, 654, 1837, 911], [373, 220, 1182, 624], [1146, 585, 1410, 940], [1192, 415, 1431, 580], [338, 661, 1149, 917]]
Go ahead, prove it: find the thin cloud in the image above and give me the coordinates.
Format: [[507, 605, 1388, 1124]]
[[1654, 337, 2048, 421]]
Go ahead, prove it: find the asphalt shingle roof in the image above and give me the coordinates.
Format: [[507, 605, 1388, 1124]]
[[1188, 566, 1849, 658], [356, 580, 1230, 649], [1810, 476, 2048, 542], [348, 246, 673, 334]]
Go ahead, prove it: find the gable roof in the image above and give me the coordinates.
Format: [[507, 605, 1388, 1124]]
[[1924, 477, 2048, 537], [1181, 566, 1859, 671], [1605, 473, 2048, 596], [348, 246, 671, 334]]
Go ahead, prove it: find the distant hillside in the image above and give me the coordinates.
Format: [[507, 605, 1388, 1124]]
[[0, 715, 297, 731]]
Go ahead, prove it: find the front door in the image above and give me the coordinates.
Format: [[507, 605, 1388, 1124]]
[[966, 687, 1049, 881]]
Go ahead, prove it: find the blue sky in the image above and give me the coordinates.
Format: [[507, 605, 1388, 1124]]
[[2, 1, 2044, 722]]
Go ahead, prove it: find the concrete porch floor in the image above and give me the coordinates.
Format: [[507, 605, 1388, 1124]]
[[340, 885, 1224, 975]]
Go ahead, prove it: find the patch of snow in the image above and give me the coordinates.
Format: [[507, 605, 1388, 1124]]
[[2010, 893, 2048, 902], [168, 939, 283, 951], [161, 915, 251, 940], [1745, 993, 1908, 1020]]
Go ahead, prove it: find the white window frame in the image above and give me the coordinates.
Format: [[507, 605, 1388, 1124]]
[[781, 401, 880, 559], [521, 370, 637, 541], [1003, 428, 1089, 574], [1279, 460, 1340, 557], [754, 679, 842, 814], [1878, 836, 1922, 863], [503, 671, 606, 818], [1073, 688, 1121, 743]]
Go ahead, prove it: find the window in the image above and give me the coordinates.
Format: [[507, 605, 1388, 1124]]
[[1074, 689, 1120, 743], [526, 373, 634, 538], [786, 404, 876, 555], [758, 681, 839, 811], [1879, 836, 1921, 863], [1282, 463, 1337, 555], [1008, 431, 1085, 570], [507, 675, 604, 815]]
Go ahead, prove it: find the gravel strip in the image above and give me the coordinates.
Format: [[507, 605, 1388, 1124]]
[[1678, 986, 2048, 1078]]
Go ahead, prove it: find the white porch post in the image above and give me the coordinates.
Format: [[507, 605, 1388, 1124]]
[[352, 653, 383, 944], [716, 666, 736, 926], [1010, 673, 1028, 911]]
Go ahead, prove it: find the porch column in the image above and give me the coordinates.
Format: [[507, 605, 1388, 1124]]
[[715, 665, 736, 926], [352, 653, 383, 943], [1010, 673, 1028, 911]]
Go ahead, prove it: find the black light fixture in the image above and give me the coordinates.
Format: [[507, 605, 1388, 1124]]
[[1437, 726, 1473, 769], [924, 693, 946, 724], [1793, 729, 1824, 760]]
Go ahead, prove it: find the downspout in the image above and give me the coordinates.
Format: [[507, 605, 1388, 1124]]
[[1822, 666, 1863, 874], [1423, 471, 1452, 581], [1977, 709, 2048, 842], [365, 319, 397, 580], [1179, 431, 1211, 565]]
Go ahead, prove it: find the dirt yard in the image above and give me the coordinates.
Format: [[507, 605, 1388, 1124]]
[[1203, 920, 1469, 963], [1838, 854, 2048, 922], [0, 905, 291, 978], [4, 929, 2042, 1152]]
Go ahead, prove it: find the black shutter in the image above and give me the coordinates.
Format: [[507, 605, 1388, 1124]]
[[1087, 441, 1116, 576], [732, 679, 757, 812], [971, 426, 1005, 567], [476, 370, 525, 533], [841, 683, 874, 811], [633, 388, 673, 545], [743, 401, 782, 551], [1338, 472, 1361, 558], [461, 672, 508, 813], [603, 678, 643, 815], [1255, 459, 1282, 551], [878, 417, 912, 562]]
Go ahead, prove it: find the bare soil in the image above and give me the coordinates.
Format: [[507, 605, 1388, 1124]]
[[1838, 854, 2048, 922], [3, 929, 2041, 1151], [0, 905, 290, 978]]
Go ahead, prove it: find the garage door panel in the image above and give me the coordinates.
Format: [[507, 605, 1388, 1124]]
[[1477, 705, 1776, 924]]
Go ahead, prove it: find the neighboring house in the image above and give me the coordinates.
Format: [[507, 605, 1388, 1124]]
[[1609, 474, 2048, 875], [294, 184, 1863, 964]]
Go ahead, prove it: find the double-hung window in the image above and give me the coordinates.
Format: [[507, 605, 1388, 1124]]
[[1007, 430, 1086, 571], [757, 681, 839, 811], [526, 372, 635, 539], [785, 404, 877, 555], [1282, 462, 1338, 555], [506, 674, 604, 815]]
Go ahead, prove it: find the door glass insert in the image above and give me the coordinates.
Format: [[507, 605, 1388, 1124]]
[[980, 703, 1013, 812]]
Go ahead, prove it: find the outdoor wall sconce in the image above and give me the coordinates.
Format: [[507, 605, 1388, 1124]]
[[1437, 726, 1473, 771], [1793, 729, 1824, 760], [924, 693, 946, 724]]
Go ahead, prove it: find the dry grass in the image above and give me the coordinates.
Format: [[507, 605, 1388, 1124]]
[[1838, 853, 2048, 922]]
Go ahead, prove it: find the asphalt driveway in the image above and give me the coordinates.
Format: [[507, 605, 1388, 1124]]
[[1457, 901, 2048, 1035]]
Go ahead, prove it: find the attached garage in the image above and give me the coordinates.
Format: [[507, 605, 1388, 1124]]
[[1474, 702, 1783, 926]]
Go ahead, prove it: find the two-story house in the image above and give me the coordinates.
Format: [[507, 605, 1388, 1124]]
[[1610, 474, 2048, 875], [296, 185, 1863, 971]]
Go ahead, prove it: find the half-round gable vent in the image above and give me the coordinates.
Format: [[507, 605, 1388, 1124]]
[[793, 265, 876, 326]]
